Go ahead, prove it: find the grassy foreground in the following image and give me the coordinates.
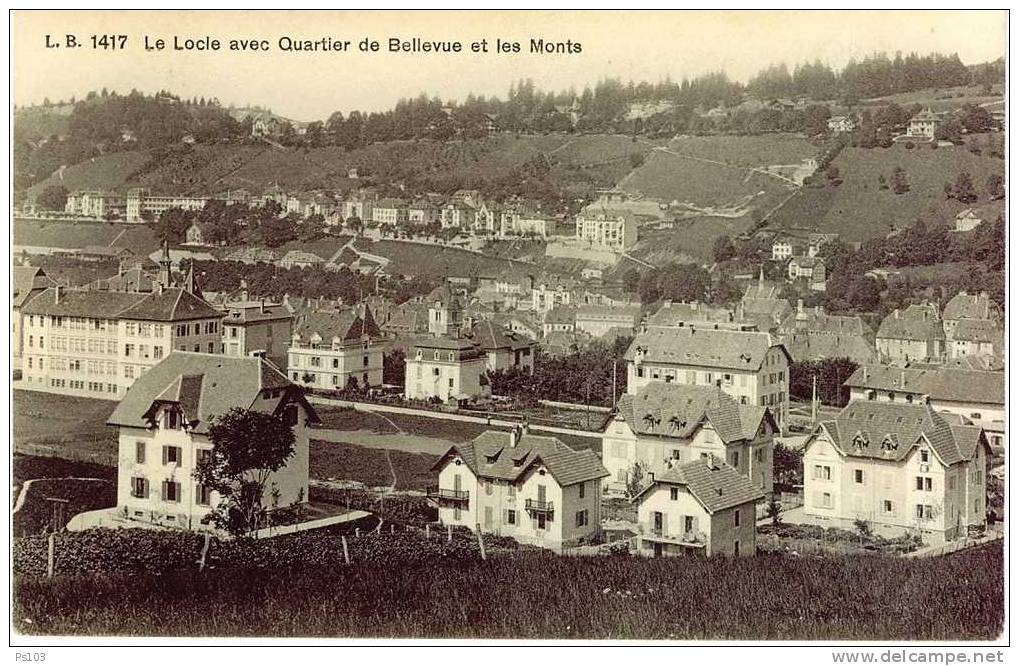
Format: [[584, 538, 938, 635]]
[[14, 543, 1002, 640]]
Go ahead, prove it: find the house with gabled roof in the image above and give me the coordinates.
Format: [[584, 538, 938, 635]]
[[429, 426, 609, 551], [631, 455, 764, 557], [287, 304, 385, 391], [876, 302, 945, 363], [802, 401, 989, 544], [602, 382, 776, 494], [104, 351, 319, 532], [468, 320, 536, 375], [626, 325, 791, 427]]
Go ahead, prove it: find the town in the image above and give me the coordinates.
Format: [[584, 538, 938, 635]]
[[11, 32, 1005, 641]]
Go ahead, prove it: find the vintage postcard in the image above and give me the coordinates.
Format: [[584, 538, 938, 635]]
[[8, 8, 1007, 653]]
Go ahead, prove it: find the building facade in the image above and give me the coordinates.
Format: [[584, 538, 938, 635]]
[[287, 306, 385, 391]]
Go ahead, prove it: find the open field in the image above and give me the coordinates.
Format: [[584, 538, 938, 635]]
[[24, 151, 149, 200], [310, 440, 437, 490], [358, 238, 535, 279], [665, 134, 817, 167], [14, 218, 162, 257], [859, 84, 1004, 111], [13, 390, 118, 463], [767, 143, 1004, 242], [623, 215, 759, 265], [12, 538, 1003, 640]]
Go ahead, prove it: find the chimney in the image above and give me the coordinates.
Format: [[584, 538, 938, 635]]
[[648, 472, 655, 483], [894, 309, 900, 319], [260, 298, 266, 315], [509, 425, 520, 448], [54, 285, 61, 304], [900, 370, 905, 388], [797, 299, 803, 314], [863, 366, 869, 381]]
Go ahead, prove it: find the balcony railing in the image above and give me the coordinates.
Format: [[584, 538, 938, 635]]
[[525, 498, 554, 514], [426, 486, 469, 502], [639, 523, 706, 547]]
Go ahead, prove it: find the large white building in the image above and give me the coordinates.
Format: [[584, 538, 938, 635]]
[[575, 207, 638, 251], [105, 352, 319, 532], [802, 401, 989, 544], [126, 188, 210, 223], [404, 335, 487, 404], [219, 300, 293, 371], [625, 326, 791, 427], [21, 281, 224, 400], [430, 427, 609, 551]]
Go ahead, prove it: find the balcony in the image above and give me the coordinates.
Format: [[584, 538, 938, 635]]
[[638, 523, 706, 547], [525, 498, 554, 514], [426, 486, 469, 503]]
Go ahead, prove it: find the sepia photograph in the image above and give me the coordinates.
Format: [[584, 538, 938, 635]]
[[7, 8, 1008, 651]]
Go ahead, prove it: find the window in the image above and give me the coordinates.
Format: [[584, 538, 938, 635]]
[[920, 450, 929, 463], [730, 451, 739, 468], [162, 480, 181, 503], [579, 482, 586, 499], [733, 540, 740, 556], [916, 476, 932, 491], [135, 441, 146, 464], [636, 367, 644, 378], [153, 346, 164, 360], [196, 484, 213, 506], [131, 477, 148, 498], [283, 405, 299, 427], [27, 335, 32, 348], [883, 500, 894, 514], [485, 480, 493, 496], [821, 492, 832, 508], [575, 509, 589, 528], [448, 378, 454, 388], [163, 446, 181, 465], [734, 509, 741, 527], [814, 465, 831, 481], [165, 410, 180, 430], [915, 504, 933, 521], [854, 469, 864, 484], [670, 487, 679, 501], [124, 343, 135, 357]]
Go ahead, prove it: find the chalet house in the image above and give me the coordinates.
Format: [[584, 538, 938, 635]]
[[906, 108, 943, 139], [631, 456, 763, 557], [602, 381, 776, 494], [787, 256, 826, 290], [404, 335, 487, 404], [288, 305, 385, 391], [827, 115, 856, 133], [953, 209, 984, 233], [626, 325, 791, 427], [429, 427, 609, 552], [844, 364, 1005, 453], [875, 303, 945, 363], [468, 320, 536, 375], [802, 401, 989, 544], [105, 351, 319, 532], [185, 221, 206, 246]]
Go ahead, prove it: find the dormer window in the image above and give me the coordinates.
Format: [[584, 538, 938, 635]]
[[165, 409, 180, 430], [415, 350, 423, 360], [852, 432, 868, 449]]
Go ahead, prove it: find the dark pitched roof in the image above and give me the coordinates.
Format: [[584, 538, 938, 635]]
[[117, 288, 224, 322], [943, 292, 1000, 321], [434, 430, 608, 487], [633, 457, 764, 513], [647, 301, 734, 327], [614, 382, 771, 443], [625, 326, 789, 371], [107, 352, 314, 435], [877, 305, 944, 341], [21, 288, 147, 318], [296, 307, 381, 341], [221, 301, 293, 325], [952, 319, 1002, 345], [778, 331, 878, 365], [814, 401, 984, 466], [468, 320, 534, 352], [845, 365, 1003, 405], [12, 266, 56, 307]]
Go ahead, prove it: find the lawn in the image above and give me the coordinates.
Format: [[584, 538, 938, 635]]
[[13, 390, 119, 464], [310, 439, 438, 491], [767, 143, 1005, 243], [12, 538, 1003, 640]]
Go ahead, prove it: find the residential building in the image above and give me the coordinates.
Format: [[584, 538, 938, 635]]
[[778, 331, 878, 366], [278, 250, 327, 270], [802, 401, 989, 544], [219, 300, 293, 370], [542, 306, 576, 336], [531, 280, 575, 315], [625, 326, 791, 427], [440, 201, 476, 229], [906, 108, 943, 139], [646, 300, 737, 329], [371, 198, 408, 227], [429, 426, 609, 551], [631, 456, 763, 557], [185, 221, 206, 246], [875, 303, 945, 363], [942, 291, 1002, 360], [426, 284, 466, 337], [13, 266, 56, 366], [602, 381, 776, 494], [575, 208, 638, 251], [787, 256, 826, 290], [404, 335, 487, 404], [844, 364, 1005, 452], [737, 272, 793, 333], [778, 302, 873, 340], [126, 188, 209, 224], [64, 190, 126, 220], [288, 305, 385, 391], [468, 320, 536, 375], [953, 209, 984, 233], [106, 351, 319, 531], [574, 304, 642, 338], [407, 201, 440, 226], [827, 115, 856, 133]]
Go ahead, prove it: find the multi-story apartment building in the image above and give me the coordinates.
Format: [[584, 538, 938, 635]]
[[287, 306, 385, 391], [625, 326, 791, 427], [106, 351, 319, 532], [64, 190, 126, 219], [631, 455, 763, 557], [602, 381, 776, 493], [574, 304, 641, 338], [21, 282, 224, 399], [13, 266, 56, 367], [844, 364, 1005, 453], [575, 207, 638, 251], [125, 188, 210, 223], [339, 196, 373, 222], [404, 336, 487, 403], [219, 299, 293, 370], [876, 303, 945, 363], [370, 198, 408, 226], [942, 291, 1002, 361], [426, 284, 465, 338], [802, 401, 989, 544], [440, 201, 476, 229], [429, 427, 609, 551]]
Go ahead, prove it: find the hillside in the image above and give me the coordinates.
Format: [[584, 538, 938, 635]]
[[767, 140, 1005, 242], [23, 134, 659, 205]]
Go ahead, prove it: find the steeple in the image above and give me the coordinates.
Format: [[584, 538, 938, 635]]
[[183, 260, 201, 297]]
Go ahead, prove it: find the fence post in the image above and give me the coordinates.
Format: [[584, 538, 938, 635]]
[[376, 520, 382, 535], [197, 532, 211, 572], [342, 536, 350, 565], [425, 524, 431, 539], [475, 524, 487, 561], [355, 527, 361, 538], [447, 524, 453, 543], [390, 524, 395, 535], [47, 533, 55, 578]]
